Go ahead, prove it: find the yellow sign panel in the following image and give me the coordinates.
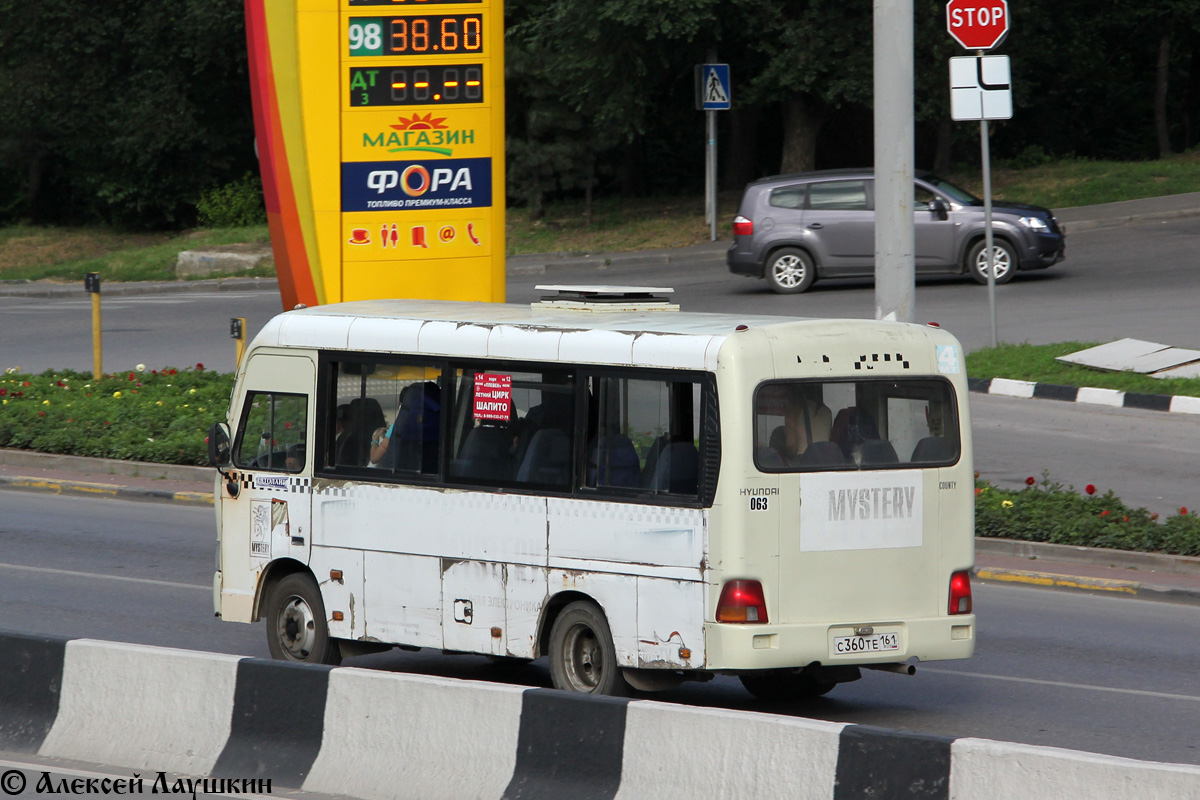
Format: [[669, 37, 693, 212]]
[[342, 211, 489, 261], [244, 0, 504, 309], [340, 108, 492, 161]]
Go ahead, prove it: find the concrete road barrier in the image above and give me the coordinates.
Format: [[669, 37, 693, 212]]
[[1, 631, 1198, 799]]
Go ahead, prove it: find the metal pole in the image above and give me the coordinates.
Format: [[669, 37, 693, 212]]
[[981, 118, 997, 347], [708, 110, 718, 241], [91, 292, 102, 379], [873, 0, 915, 323]]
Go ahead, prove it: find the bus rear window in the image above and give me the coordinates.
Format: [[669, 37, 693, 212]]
[[754, 379, 958, 471]]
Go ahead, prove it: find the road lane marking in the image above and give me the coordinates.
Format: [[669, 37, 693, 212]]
[[0, 562, 207, 591], [922, 667, 1200, 704]]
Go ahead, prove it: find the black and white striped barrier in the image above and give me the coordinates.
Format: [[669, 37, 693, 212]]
[[2, 633, 1198, 799], [968, 377, 1200, 415]]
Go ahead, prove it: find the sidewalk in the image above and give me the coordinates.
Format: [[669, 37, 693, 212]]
[[3, 448, 1199, 607], [2, 192, 1197, 298]]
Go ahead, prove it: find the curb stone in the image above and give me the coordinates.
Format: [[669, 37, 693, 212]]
[[968, 376, 1200, 416]]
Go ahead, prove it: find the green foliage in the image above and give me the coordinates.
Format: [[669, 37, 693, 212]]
[[0, 367, 233, 466], [976, 473, 1200, 556], [197, 174, 267, 229], [0, 0, 253, 228]]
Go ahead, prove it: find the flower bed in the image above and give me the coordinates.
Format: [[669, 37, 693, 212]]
[[0, 366, 232, 466], [975, 472, 1200, 557]]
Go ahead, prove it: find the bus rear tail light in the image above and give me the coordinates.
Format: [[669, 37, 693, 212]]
[[717, 580, 768, 623], [949, 570, 972, 615], [732, 215, 754, 236]]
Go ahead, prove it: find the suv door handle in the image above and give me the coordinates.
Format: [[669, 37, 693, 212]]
[[807, 223, 824, 229]]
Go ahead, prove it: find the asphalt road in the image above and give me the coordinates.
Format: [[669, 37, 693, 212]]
[[1, 490, 1198, 766]]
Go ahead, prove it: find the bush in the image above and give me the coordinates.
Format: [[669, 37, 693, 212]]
[[975, 471, 1200, 557], [0, 366, 233, 466], [196, 173, 267, 228]]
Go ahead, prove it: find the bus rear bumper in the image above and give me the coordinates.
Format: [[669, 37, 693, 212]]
[[703, 615, 975, 671]]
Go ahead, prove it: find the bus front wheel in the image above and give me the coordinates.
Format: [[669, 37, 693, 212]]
[[264, 573, 342, 666], [548, 601, 630, 696]]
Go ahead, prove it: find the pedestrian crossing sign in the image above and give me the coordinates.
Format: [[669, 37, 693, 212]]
[[696, 64, 731, 111]]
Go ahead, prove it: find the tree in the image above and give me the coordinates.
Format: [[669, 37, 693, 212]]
[[0, 0, 254, 227]]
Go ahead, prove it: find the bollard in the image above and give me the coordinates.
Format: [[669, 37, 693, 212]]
[[85, 273, 102, 379], [230, 317, 247, 368]]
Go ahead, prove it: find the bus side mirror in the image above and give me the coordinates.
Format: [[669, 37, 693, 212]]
[[930, 197, 949, 221], [208, 422, 232, 468]]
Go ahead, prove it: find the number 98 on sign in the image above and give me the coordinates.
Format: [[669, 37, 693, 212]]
[[349, 16, 484, 57]]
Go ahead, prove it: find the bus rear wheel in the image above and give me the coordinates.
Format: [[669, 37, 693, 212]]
[[548, 601, 630, 696], [265, 573, 342, 666], [739, 669, 837, 701]]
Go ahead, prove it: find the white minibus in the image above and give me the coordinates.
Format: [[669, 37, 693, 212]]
[[208, 287, 975, 697]]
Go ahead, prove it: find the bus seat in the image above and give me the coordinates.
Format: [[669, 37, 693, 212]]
[[796, 440, 847, 467], [910, 436, 954, 464], [859, 439, 899, 466], [587, 434, 641, 488], [516, 428, 571, 486], [645, 442, 698, 495], [453, 424, 513, 481]]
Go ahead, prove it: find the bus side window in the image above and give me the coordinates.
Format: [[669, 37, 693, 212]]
[[586, 376, 701, 498], [233, 392, 307, 472]]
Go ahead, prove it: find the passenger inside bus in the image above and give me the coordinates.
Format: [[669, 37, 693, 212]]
[[371, 382, 441, 472], [769, 386, 832, 463], [336, 397, 385, 467]]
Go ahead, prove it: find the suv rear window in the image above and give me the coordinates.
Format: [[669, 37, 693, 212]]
[[769, 185, 807, 209], [808, 180, 869, 211]]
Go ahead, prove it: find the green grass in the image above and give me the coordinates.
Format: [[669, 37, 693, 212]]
[[945, 149, 1200, 210], [966, 342, 1200, 398], [0, 225, 271, 284]]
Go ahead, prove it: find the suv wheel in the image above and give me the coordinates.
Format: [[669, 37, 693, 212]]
[[967, 240, 1016, 285], [765, 248, 816, 294]]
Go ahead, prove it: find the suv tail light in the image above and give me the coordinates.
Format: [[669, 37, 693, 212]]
[[732, 215, 753, 237], [949, 570, 972, 615], [716, 580, 768, 623]]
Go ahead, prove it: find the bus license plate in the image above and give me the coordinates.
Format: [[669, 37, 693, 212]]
[[832, 632, 899, 655]]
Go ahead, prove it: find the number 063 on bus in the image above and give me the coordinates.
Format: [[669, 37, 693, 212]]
[[206, 287, 975, 699]]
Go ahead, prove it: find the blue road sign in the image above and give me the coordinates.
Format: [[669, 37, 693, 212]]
[[699, 64, 731, 111]]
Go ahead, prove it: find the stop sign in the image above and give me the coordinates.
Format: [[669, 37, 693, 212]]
[[946, 0, 1009, 50]]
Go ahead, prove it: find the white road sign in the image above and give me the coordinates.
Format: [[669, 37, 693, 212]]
[[950, 55, 1012, 120]]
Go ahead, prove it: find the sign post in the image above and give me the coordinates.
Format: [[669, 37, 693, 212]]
[[946, 0, 1009, 347], [696, 63, 730, 242]]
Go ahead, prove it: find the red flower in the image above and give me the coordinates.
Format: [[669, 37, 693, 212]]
[[169, 369, 178, 375], [1181, 507, 1189, 515], [1151, 513, 1160, 521], [128, 373, 135, 380], [1025, 476, 1035, 486], [1099, 510, 1109, 517], [1122, 516, 1129, 522], [37, 411, 45, 417], [0, 389, 6, 396], [284, 421, 292, 430], [56, 380, 65, 387], [196, 362, 204, 371], [974, 488, 982, 496], [1085, 484, 1096, 495], [22, 381, 29, 386]]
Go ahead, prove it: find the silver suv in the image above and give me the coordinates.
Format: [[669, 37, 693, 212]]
[[727, 169, 1065, 294]]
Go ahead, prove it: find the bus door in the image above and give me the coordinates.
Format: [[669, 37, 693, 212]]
[[223, 355, 315, 618]]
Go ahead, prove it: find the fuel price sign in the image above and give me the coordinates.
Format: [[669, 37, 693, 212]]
[[244, 0, 505, 310]]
